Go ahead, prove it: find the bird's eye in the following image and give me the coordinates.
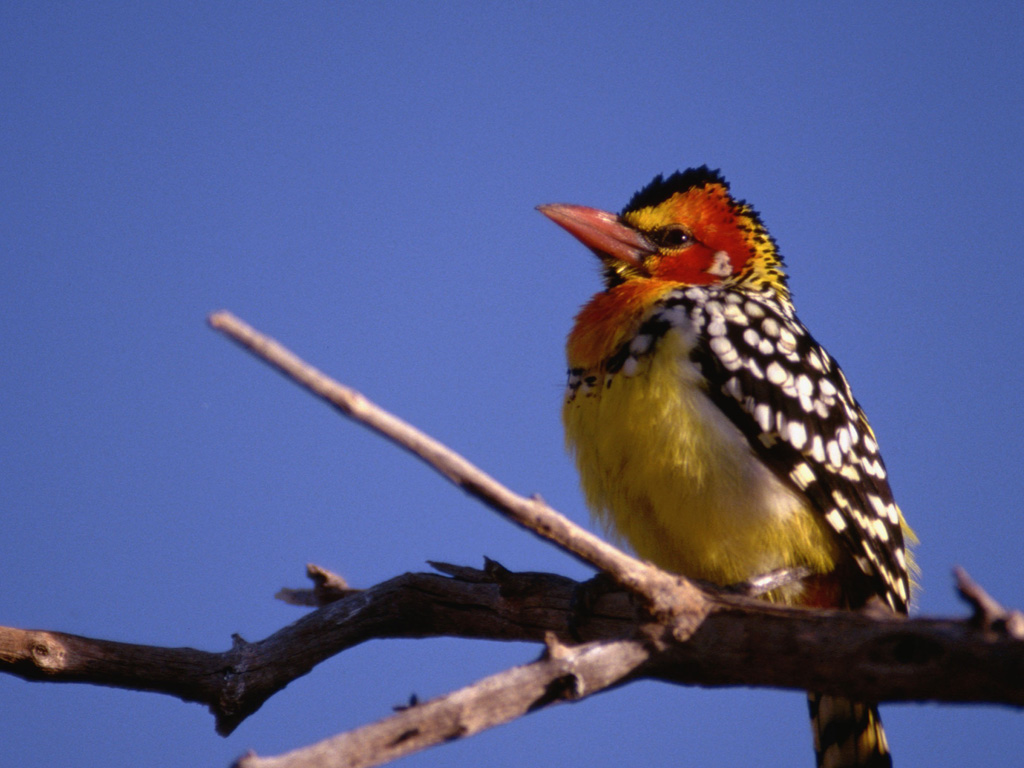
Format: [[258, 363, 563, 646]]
[[654, 226, 693, 249]]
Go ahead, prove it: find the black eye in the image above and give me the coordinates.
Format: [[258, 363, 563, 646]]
[[654, 226, 693, 248]]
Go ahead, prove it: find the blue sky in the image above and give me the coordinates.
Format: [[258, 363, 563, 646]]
[[3, 3, 1022, 766]]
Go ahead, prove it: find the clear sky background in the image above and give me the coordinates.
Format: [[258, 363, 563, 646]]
[[3, 3, 1023, 767]]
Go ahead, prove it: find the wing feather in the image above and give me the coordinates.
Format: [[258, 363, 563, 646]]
[[646, 288, 909, 611]]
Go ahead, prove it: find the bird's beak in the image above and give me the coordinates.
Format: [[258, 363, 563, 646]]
[[537, 203, 654, 272]]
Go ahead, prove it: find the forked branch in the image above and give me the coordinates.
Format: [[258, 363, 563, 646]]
[[1, 312, 1021, 768], [206, 311, 705, 634]]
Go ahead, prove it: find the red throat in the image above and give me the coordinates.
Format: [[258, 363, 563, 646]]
[[566, 280, 677, 369]]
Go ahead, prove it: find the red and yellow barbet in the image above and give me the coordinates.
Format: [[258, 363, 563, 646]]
[[539, 167, 914, 768]]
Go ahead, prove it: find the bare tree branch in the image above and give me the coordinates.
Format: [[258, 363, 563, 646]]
[[234, 634, 650, 768], [4, 311, 1022, 768], [3, 560, 1022, 753], [207, 311, 706, 636], [0, 565, 590, 735]]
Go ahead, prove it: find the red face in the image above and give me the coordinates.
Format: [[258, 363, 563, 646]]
[[539, 182, 757, 288]]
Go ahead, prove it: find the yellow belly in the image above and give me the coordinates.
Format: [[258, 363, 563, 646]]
[[564, 330, 839, 589]]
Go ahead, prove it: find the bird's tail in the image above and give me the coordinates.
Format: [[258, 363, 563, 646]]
[[808, 693, 892, 768]]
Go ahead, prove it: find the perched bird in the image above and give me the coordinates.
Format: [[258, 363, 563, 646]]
[[539, 167, 913, 768]]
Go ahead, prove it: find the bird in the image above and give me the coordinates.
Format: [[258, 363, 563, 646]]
[[538, 166, 913, 768]]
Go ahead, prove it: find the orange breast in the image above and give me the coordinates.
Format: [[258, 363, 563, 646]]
[[567, 280, 678, 370]]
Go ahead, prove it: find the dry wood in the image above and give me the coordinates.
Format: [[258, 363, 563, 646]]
[[2, 311, 1021, 768], [207, 311, 705, 634], [3, 562, 1022, 745]]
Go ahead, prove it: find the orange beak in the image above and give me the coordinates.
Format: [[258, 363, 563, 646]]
[[537, 203, 655, 273]]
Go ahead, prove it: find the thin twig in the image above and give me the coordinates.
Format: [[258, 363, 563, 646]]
[[234, 637, 650, 768], [955, 567, 1024, 638], [207, 311, 707, 633]]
